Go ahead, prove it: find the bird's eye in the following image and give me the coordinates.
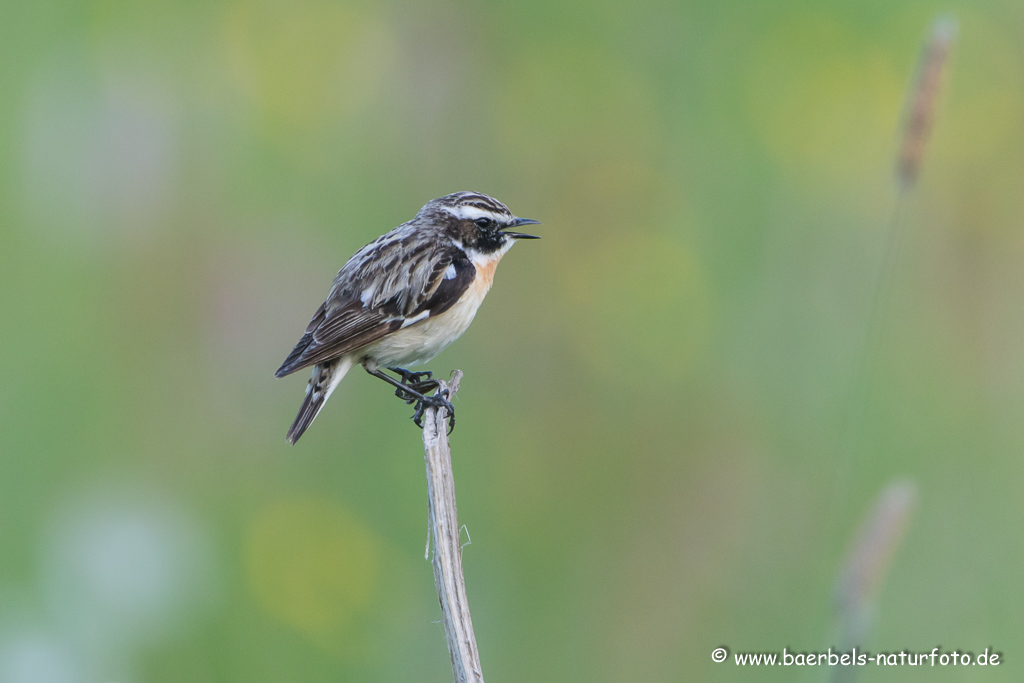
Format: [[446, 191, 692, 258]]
[[474, 217, 492, 229]]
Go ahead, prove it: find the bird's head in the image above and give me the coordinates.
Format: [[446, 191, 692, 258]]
[[425, 191, 540, 256]]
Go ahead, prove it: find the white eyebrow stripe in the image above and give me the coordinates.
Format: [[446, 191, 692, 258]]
[[444, 263, 457, 280], [442, 205, 507, 222]]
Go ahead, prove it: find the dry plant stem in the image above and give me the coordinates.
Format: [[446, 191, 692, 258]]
[[833, 195, 910, 508], [834, 16, 956, 507], [827, 481, 917, 683], [421, 370, 484, 683]]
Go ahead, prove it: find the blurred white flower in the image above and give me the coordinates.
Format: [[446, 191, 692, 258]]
[[0, 630, 80, 683], [40, 482, 217, 662]]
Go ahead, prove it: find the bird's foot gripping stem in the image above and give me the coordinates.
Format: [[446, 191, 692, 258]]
[[369, 368, 455, 433], [409, 383, 454, 432]]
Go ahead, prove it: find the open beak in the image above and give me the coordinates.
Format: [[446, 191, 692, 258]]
[[503, 217, 541, 240]]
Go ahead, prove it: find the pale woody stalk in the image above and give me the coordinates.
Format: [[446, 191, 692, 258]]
[[421, 371, 484, 682]]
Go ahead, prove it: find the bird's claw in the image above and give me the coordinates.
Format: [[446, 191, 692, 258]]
[[376, 367, 454, 433], [411, 389, 455, 434]]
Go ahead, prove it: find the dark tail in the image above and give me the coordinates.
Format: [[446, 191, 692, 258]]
[[286, 356, 353, 444]]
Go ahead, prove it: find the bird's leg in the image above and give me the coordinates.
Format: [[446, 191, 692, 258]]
[[388, 366, 433, 384], [386, 366, 434, 404], [367, 367, 430, 402], [366, 368, 455, 433]]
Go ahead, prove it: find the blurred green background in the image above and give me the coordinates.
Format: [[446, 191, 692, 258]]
[[1, 0, 1022, 681]]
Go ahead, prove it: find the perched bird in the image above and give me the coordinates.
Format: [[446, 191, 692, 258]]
[[275, 191, 540, 443]]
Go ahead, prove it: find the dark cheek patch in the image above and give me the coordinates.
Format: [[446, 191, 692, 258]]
[[475, 230, 504, 254]]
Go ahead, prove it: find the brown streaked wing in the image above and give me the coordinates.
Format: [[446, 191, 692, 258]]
[[276, 242, 471, 377], [286, 302, 403, 371], [279, 249, 452, 374], [275, 303, 328, 377], [331, 234, 449, 315], [305, 302, 326, 332]]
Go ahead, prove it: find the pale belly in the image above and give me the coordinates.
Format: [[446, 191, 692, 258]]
[[359, 281, 489, 368]]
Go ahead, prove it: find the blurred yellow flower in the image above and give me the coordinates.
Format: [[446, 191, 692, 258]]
[[245, 497, 381, 647], [746, 14, 901, 181]]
